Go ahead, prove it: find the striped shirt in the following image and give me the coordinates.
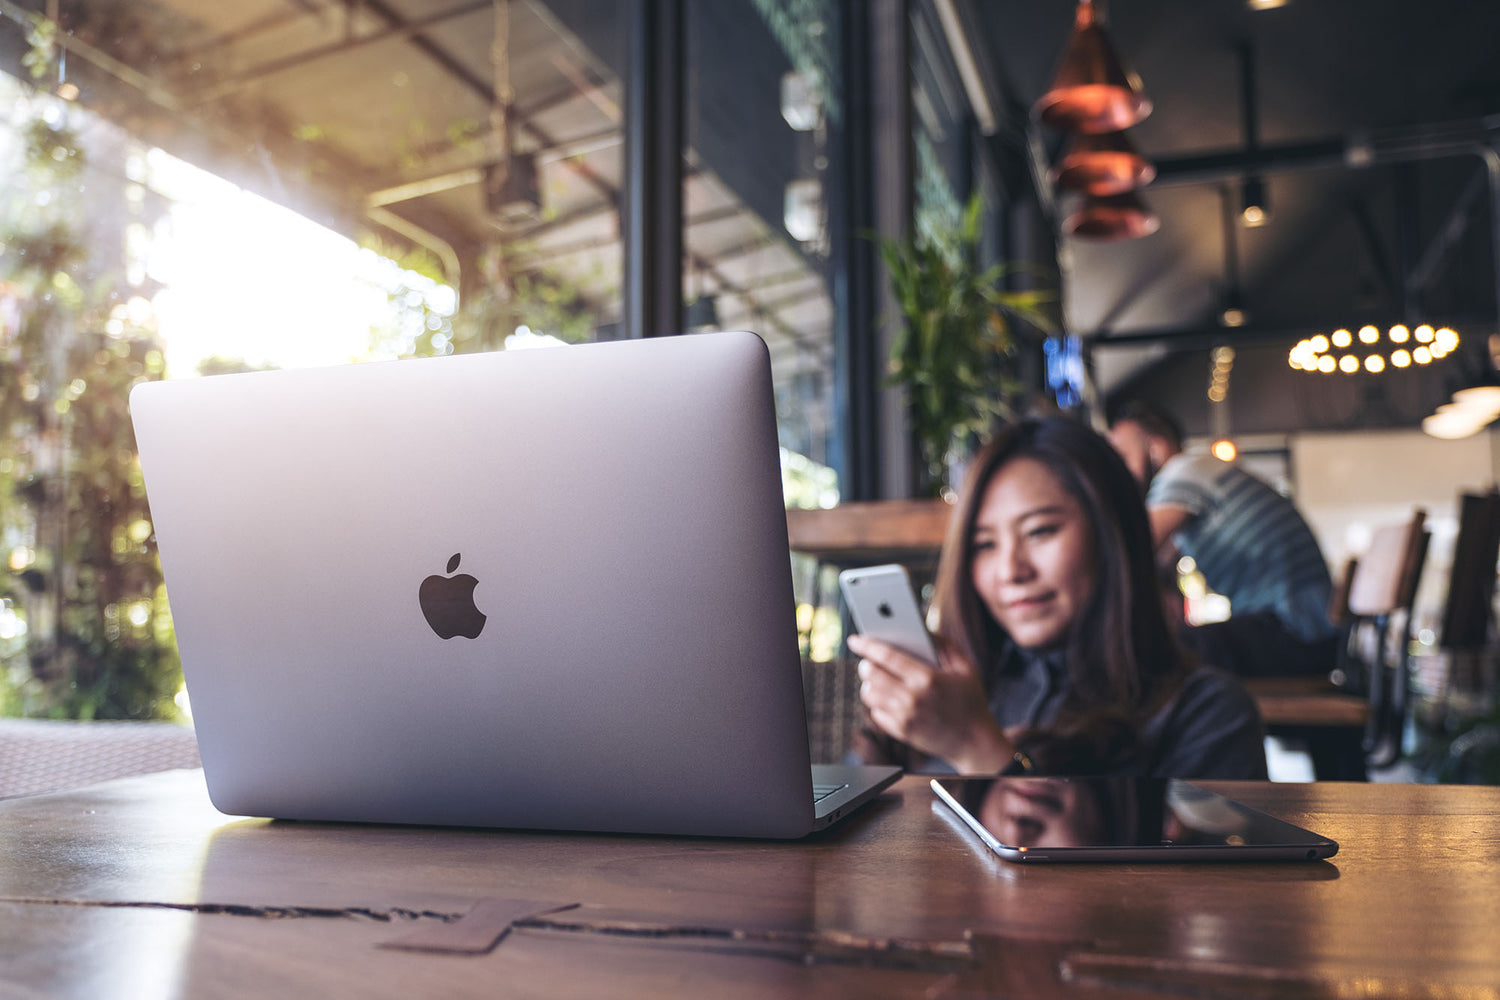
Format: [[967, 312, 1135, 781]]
[[1148, 451, 1335, 642]]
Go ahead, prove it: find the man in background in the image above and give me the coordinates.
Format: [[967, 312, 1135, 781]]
[[1107, 401, 1337, 678]]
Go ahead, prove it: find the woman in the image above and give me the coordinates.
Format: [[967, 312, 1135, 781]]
[[848, 417, 1266, 778]]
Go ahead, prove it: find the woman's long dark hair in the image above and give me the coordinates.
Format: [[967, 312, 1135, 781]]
[[931, 417, 1187, 766]]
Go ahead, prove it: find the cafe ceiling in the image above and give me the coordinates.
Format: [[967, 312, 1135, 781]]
[[970, 0, 1500, 418], [4, 0, 1499, 434], [0, 0, 833, 389]]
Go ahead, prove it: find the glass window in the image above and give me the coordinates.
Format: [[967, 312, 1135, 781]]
[[682, 0, 846, 755], [683, 0, 841, 511], [911, 0, 966, 250], [0, 0, 626, 718]]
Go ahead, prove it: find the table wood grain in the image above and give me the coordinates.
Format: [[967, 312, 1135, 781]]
[[785, 499, 952, 565], [2, 771, 1497, 999], [1244, 676, 1370, 728]]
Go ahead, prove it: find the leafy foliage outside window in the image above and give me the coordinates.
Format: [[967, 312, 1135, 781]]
[[0, 96, 181, 719], [363, 237, 598, 360]]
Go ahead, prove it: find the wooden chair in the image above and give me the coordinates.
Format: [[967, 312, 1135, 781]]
[[1438, 489, 1500, 664], [1425, 489, 1500, 781], [1340, 509, 1431, 770], [785, 499, 951, 761], [1327, 556, 1358, 647]]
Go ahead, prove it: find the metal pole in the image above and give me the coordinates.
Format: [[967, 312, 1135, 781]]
[[623, 0, 683, 338], [833, 0, 879, 501]]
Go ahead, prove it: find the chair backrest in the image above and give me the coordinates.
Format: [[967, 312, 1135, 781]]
[[1343, 509, 1430, 771], [1440, 489, 1500, 652], [1348, 509, 1428, 618], [1328, 556, 1358, 629]]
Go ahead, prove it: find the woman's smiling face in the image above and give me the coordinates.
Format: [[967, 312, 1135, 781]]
[[969, 456, 1097, 651]]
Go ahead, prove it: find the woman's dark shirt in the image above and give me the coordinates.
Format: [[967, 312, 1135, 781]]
[[982, 645, 1268, 779]]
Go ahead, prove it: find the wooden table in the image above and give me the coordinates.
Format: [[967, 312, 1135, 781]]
[[1244, 676, 1371, 780], [1244, 676, 1369, 728], [785, 499, 952, 566], [3, 771, 1498, 998]]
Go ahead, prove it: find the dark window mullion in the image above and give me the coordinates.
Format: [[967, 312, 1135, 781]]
[[624, 0, 684, 339]]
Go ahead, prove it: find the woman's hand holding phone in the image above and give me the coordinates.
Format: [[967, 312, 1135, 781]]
[[848, 634, 1014, 774]]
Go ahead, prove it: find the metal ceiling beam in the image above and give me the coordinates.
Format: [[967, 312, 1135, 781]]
[[718, 285, 828, 317], [190, 0, 492, 106], [1410, 167, 1489, 296], [1148, 120, 1500, 352], [1150, 117, 1500, 187], [168, 7, 315, 65], [1087, 251, 1186, 337], [701, 257, 828, 358], [366, 126, 629, 208], [377, 80, 622, 182], [730, 266, 820, 294], [1349, 195, 1400, 304], [1220, 184, 1240, 301], [1151, 138, 1358, 186], [0, 0, 182, 110], [685, 233, 781, 268], [301, 0, 832, 349], [8, 0, 830, 355], [512, 205, 736, 267], [682, 204, 751, 232], [350, 0, 623, 216]]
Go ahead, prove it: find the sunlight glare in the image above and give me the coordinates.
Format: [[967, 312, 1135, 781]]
[[143, 150, 452, 377]]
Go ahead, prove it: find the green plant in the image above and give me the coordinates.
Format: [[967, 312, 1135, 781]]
[[877, 195, 1054, 494], [449, 244, 598, 351], [0, 103, 182, 720], [362, 236, 598, 360]]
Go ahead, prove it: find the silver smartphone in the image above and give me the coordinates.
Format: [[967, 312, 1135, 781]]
[[837, 564, 939, 666], [932, 776, 1339, 863]]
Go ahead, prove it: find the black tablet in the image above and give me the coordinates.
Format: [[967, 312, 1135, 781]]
[[931, 777, 1339, 863]]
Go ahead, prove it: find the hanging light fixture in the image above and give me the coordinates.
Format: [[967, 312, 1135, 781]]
[[1063, 190, 1160, 240], [1218, 186, 1250, 325], [1423, 394, 1500, 439], [684, 295, 721, 331], [780, 69, 822, 131], [783, 178, 824, 243], [1288, 324, 1461, 374], [1208, 346, 1236, 462], [1235, 42, 1269, 227], [1053, 130, 1156, 196], [1034, 0, 1152, 134], [1240, 174, 1270, 227], [1422, 386, 1500, 439], [483, 0, 542, 226]]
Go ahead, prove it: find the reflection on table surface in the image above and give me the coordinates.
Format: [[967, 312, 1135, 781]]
[[935, 776, 1310, 851], [1, 770, 1498, 999]]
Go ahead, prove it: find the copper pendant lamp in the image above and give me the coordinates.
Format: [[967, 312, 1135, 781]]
[[1063, 191, 1160, 241], [1053, 129, 1156, 196], [1034, 0, 1152, 134]]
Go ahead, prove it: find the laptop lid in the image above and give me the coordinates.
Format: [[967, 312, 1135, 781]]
[[131, 331, 838, 837]]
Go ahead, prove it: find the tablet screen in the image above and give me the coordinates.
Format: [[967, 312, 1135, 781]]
[[931, 777, 1338, 861]]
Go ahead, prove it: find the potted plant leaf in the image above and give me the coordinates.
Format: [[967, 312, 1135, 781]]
[[877, 194, 1055, 496]]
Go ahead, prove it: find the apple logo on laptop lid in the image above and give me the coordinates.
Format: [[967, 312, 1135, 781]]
[[419, 553, 487, 639]]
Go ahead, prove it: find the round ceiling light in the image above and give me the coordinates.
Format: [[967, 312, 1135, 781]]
[[1289, 324, 1460, 374]]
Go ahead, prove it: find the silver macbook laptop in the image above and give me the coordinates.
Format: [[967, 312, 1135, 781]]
[[130, 331, 899, 837]]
